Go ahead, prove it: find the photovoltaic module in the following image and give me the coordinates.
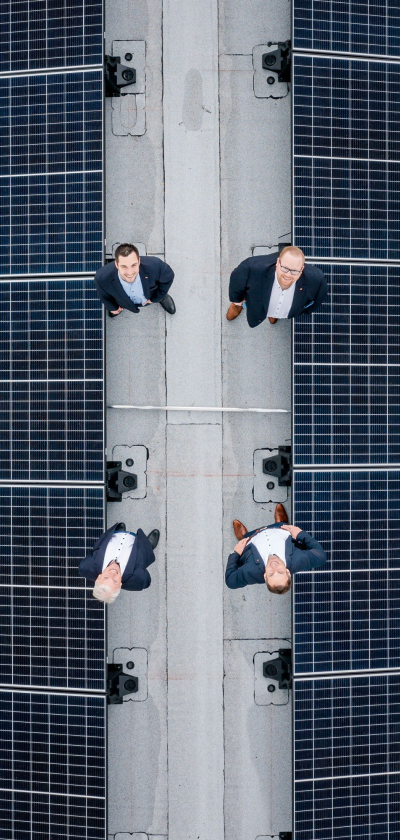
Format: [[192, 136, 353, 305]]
[[0, 2, 106, 836], [292, 3, 400, 836]]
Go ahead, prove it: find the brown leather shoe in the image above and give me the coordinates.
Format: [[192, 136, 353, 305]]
[[226, 303, 243, 321], [268, 317, 278, 324], [233, 519, 247, 540], [274, 503, 289, 523]]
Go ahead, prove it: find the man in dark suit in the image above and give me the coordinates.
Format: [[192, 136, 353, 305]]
[[95, 243, 176, 318], [79, 522, 160, 603], [226, 246, 327, 326], [225, 504, 326, 593]]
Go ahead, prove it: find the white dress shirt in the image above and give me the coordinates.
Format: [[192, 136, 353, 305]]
[[102, 531, 135, 575], [267, 272, 297, 319], [118, 271, 148, 305], [249, 527, 290, 564]]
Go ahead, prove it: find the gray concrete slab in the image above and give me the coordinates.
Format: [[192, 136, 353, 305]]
[[224, 640, 292, 839], [163, 0, 221, 410], [105, 157, 168, 839], [113, 835, 167, 840], [219, 0, 291, 55], [108, 696, 167, 835], [105, 0, 165, 254], [219, 53, 291, 264], [166, 424, 224, 840]]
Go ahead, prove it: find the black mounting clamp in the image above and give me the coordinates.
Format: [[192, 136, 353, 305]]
[[262, 40, 291, 85], [105, 55, 136, 96], [279, 833, 292, 840], [107, 664, 139, 704], [262, 446, 292, 487], [106, 461, 138, 501], [263, 649, 292, 690]]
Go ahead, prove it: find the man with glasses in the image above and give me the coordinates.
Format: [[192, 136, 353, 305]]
[[226, 246, 327, 326]]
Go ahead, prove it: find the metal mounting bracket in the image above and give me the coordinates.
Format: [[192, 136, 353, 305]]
[[105, 55, 137, 96], [262, 40, 291, 83], [263, 649, 292, 690], [262, 446, 292, 487], [279, 833, 292, 840], [106, 461, 138, 501], [107, 664, 139, 704]]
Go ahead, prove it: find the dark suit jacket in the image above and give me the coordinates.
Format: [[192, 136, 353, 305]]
[[229, 251, 327, 327], [95, 256, 174, 313], [79, 523, 156, 591], [225, 529, 327, 589]]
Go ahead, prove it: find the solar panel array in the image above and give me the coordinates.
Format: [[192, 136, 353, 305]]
[[294, 263, 400, 467], [0, 70, 103, 275], [0, 690, 105, 839], [294, 55, 400, 260], [292, 5, 400, 838], [293, 1, 400, 57], [0, 278, 103, 481], [293, 470, 400, 675], [0, 0, 103, 72], [0, 3, 106, 837], [294, 674, 400, 838]]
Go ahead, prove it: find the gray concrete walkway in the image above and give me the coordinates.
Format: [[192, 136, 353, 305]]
[[105, 1, 292, 838]]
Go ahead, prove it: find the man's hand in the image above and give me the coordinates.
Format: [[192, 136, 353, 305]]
[[281, 524, 302, 539], [234, 537, 249, 556], [110, 306, 123, 315]]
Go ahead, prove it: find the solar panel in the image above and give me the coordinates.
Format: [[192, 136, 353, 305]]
[[0, 70, 103, 275], [293, 263, 400, 467], [1, 9, 106, 835], [293, 55, 400, 260], [293, 674, 400, 840], [293, 0, 400, 57], [0, 690, 106, 840], [0, 0, 103, 72], [293, 470, 400, 675], [0, 485, 104, 690], [0, 277, 104, 481]]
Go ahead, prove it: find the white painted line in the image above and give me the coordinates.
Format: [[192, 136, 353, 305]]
[[109, 405, 289, 413]]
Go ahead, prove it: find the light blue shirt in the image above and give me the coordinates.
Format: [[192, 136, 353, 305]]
[[118, 271, 148, 305]]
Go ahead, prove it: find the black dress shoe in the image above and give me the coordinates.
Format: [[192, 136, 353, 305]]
[[115, 522, 126, 532], [159, 294, 176, 314], [108, 309, 121, 318], [147, 529, 160, 550]]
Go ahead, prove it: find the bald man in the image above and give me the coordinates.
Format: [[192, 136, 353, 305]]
[[226, 246, 327, 326], [225, 504, 327, 593]]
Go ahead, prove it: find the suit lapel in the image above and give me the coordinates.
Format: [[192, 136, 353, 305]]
[[264, 263, 276, 308], [285, 538, 293, 561], [121, 537, 138, 581], [110, 266, 136, 308], [288, 277, 306, 318], [139, 264, 150, 299], [94, 523, 120, 576], [243, 542, 265, 571]]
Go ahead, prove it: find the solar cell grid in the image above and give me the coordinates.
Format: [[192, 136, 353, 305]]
[[293, 1, 400, 57], [294, 675, 400, 839], [294, 264, 400, 467], [0, 690, 105, 840], [0, 485, 104, 690], [293, 55, 400, 260], [0, 70, 103, 275], [293, 470, 400, 674], [0, 277, 103, 482], [0, 0, 103, 72]]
